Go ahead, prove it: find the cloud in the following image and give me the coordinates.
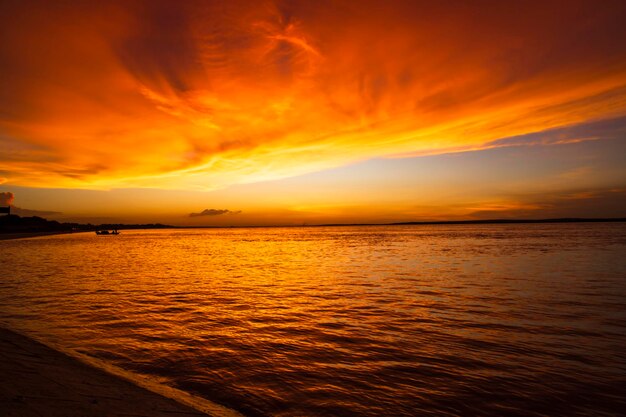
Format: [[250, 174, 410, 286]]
[[189, 209, 241, 217], [0, 192, 14, 206], [1, 1, 626, 190], [485, 113, 626, 148]]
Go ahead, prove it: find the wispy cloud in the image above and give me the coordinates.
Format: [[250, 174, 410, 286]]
[[1, 1, 626, 190]]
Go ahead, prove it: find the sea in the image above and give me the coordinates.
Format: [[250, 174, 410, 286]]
[[1, 223, 625, 416]]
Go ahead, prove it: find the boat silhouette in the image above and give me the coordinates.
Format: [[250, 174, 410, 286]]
[[95, 230, 120, 235]]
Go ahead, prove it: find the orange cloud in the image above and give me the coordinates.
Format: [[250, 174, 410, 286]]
[[0, 192, 14, 206], [1, 1, 626, 190]]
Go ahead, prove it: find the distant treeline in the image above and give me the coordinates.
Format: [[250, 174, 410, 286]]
[[0, 214, 174, 234], [2, 214, 625, 234]]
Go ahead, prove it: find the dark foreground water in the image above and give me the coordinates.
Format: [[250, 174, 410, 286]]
[[1, 224, 625, 416]]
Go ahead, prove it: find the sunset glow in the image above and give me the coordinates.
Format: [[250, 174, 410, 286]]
[[1, 0, 625, 224], [2, 4, 626, 415]]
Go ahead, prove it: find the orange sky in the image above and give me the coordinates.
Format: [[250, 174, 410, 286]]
[[1, 0, 625, 224]]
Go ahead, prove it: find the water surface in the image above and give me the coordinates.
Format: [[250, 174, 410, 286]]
[[1, 224, 625, 416]]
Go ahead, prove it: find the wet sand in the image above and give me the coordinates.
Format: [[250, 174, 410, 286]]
[[0, 327, 240, 417]]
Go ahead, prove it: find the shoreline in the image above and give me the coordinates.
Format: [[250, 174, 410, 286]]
[[1, 219, 623, 242], [1, 217, 624, 239], [0, 326, 242, 417], [0, 231, 78, 240]]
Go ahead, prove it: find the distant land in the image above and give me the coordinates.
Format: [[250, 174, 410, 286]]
[[2, 214, 625, 236], [309, 218, 626, 227], [392, 218, 626, 225], [0, 214, 174, 234]]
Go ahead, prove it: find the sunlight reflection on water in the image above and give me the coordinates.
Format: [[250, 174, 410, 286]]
[[1, 224, 625, 416]]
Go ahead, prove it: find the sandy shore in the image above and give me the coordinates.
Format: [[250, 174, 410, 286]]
[[0, 327, 241, 417]]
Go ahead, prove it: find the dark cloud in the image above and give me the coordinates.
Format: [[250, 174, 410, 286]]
[[189, 208, 242, 217]]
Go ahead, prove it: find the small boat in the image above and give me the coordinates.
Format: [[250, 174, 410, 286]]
[[95, 230, 120, 235]]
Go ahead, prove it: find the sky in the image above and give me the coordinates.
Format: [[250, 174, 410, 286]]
[[1, 0, 625, 225]]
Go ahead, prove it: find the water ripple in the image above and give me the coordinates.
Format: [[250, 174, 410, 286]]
[[1, 223, 625, 416]]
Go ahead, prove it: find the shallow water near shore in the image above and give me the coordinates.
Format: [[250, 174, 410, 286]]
[[1, 224, 625, 416]]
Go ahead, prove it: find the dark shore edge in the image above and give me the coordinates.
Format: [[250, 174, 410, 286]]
[[2, 217, 624, 237], [1, 217, 624, 241], [0, 325, 243, 417], [0, 231, 80, 240]]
